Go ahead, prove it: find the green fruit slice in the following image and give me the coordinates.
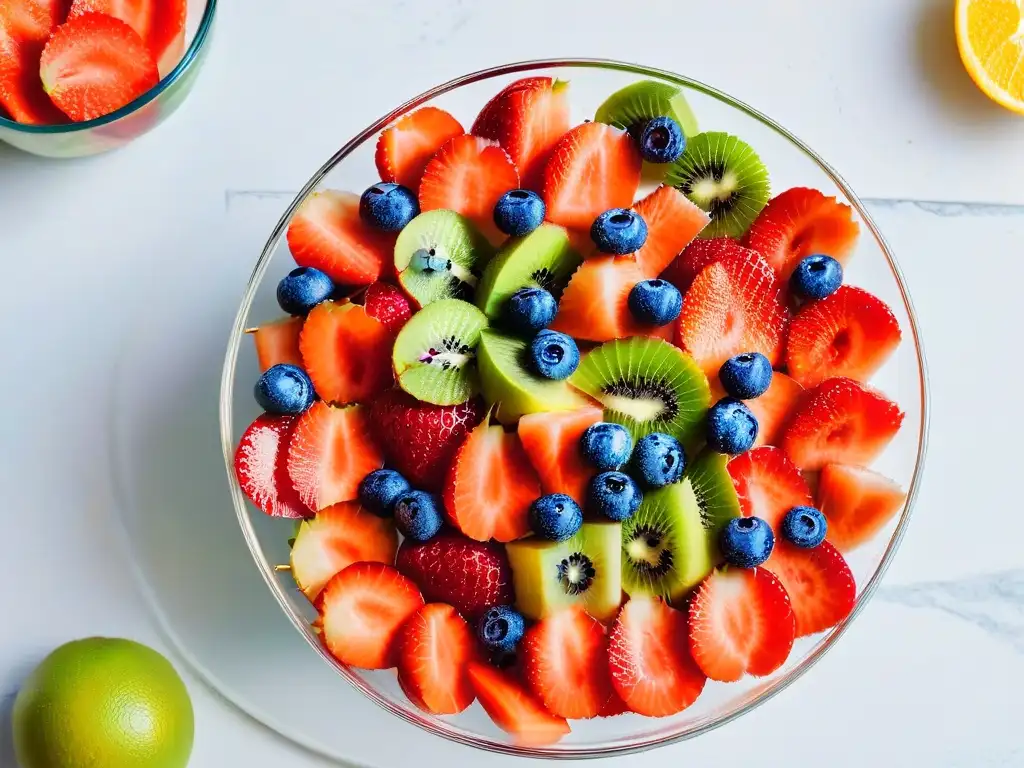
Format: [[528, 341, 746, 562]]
[[595, 79, 700, 138], [684, 448, 742, 556]]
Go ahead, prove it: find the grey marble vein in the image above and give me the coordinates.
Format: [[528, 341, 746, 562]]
[[863, 197, 1024, 217]]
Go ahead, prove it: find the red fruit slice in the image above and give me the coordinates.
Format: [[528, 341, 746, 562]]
[[744, 187, 860, 278], [289, 501, 398, 601], [727, 446, 813, 531], [68, 0, 186, 76], [661, 237, 758, 295], [316, 562, 423, 670], [418, 134, 519, 245], [517, 406, 603, 506], [608, 596, 706, 717], [676, 248, 790, 376], [763, 540, 856, 637], [39, 13, 159, 122], [249, 316, 304, 373], [286, 401, 384, 512], [299, 301, 392, 405], [233, 413, 312, 520], [286, 190, 396, 287], [688, 567, 795, 682], [521, 605, 614, 720], [542, 122, 643, 231], [471, 76, 570, 192], [397, 603, 478, 715], [1, 0, 69, 40], [632, 185, 710, 277], [0, 29, 67, 124], [745, 371, 803, 448], [780, 377, 904, 472], [443, 419, 540, 543], [375, 106, 465, 193], [362, 281, 412, 335], [786, 285, 902, 388], [817, 463, 908, 553], [467, 662, 570, 746], [598, 691, 631, 717]]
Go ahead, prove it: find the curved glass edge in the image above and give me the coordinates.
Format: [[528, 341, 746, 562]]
[[218, 58, 931, 759]]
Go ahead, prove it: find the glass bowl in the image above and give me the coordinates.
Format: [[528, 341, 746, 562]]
[[0, 0, 216, 158], [220, 59, 929, 758]]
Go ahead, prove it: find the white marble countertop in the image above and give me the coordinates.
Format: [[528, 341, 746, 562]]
[[2, 1, 1023, 766]]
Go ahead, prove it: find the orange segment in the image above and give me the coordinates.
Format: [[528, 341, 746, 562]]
[[956, 0, 1024, 114]]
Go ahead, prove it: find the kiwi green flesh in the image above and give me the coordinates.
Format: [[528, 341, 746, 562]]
[[569, 337, 711, 452], [475, 223, 582, 320], [594, 79, 699, 138], [505, 521, 622, 623], [477, 329, 590, 424], [392, 299, 489, 406], [395, 210, 494, 307], [666, 131, 771, 239], [683, 448, 742, 560], [621, 478, 714, 603]]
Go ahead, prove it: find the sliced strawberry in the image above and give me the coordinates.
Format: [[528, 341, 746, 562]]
[[286, 190, 397, 287], [786, 285, 902, 388], [542, 122, 642, 231], [299, 301, 392, 405], [289, 500, 398, 601], [233, 413, 312, 520], [661, 237, 758, 295], [745, 371, 803, 448], [443, 419, 540, 543], [817, 463, 907, 553], [0, 31, 67, 124], [517, 406, 603, 506], [598, 691, 631, 717], [727, 446, 813, 531], [249, 316, 304, 373], [39, 13, 159, 122], [608, 596, 706, 717], [397, 603, 478, 715], [781, 377, 904, 471], [316, 562, 423, 670], [375, 106, 465, 193], [632, 185, 710, 277], [0, 0, 70, 40], [688, 567, 795, 682], [467, 662, 570, 746], [471, 76, 570, 192], [676, 248, 790, 377], [362, 281, 412, 335], [744, 187, 860, 278], [286, 401, 384, 512], [418, 134, 519, 245], [763, 540, 855, 637], [68, 0, 186, 76]]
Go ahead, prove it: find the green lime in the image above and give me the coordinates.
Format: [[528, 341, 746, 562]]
[[12, 637, 194, 768]]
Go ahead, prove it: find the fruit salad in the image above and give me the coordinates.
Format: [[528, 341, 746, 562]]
[[232, 75, 909, 747]]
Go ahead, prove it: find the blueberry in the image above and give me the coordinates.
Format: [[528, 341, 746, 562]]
[[587, 471, 643, 522], [276, 267, 335, 316], [590, 208, 648, 255], [359, 182, 419, 232], [706, 398, 758, 456], [627, 279, 683, 326], [638, 116, 685, 164], [719, 516, 775, 568], [493, 189, 546, 237], [529, 493, 583, 541], [476, 606, 526, 653], [358, 469, 411, 517], [580, 422, 633, 471], [504, 287, 557, 335], [718, 352, 773, 400], [393, 490, 444, 542], [631, 432, 685, 487], [529, 330, 580, 380], [253, 364, 316, 415], [781, 506, 828, 549], [789, 254, 843, 301]]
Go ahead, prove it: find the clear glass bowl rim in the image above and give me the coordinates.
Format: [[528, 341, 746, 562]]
[[0, 0, 218, 135], [219, 57, 931, 759]]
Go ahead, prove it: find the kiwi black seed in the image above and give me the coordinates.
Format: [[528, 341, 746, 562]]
[[682, 448, 742, 555]]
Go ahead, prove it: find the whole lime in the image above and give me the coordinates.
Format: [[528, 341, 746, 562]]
[[12, 637, 194, 768]]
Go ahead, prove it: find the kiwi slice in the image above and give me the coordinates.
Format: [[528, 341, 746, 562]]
[[666, 131, 770, 238], [477, 329, 589, 424], [621, 478, 714, 602], [595, 79, 699, 138], [506, 521, 622, 623], [392, 299, 489, 406], [394, 210, 494, 308], [569, 337, 711, 451], [684, 448, 742, 552], [475, 223, 582, 320]]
